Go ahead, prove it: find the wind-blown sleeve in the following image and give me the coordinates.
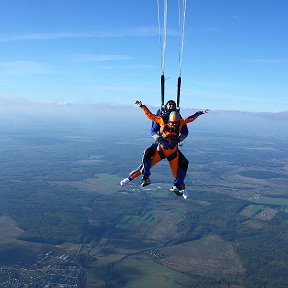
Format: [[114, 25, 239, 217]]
[[140, 105, 163, 125], [181, 111, 204, 125]]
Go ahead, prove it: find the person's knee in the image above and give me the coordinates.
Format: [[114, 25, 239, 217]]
[[179, 156, 189, 171], [143, 145, 156, 160]]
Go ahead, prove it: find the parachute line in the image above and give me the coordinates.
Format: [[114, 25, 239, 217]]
[[157, 0, 168, 76], [157, 0, 187, 108], [178, 0, 187, 78], [157, 0, 168, 106], [177, 0, 187, 108]]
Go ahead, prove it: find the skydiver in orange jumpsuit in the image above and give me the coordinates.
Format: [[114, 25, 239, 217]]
[[141, 100, 189, 188], [120, 100, 208, 199]]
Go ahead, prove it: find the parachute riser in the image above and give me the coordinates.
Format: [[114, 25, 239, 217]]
[[158, 0, 186, 112], [176, 76, 181, 109], [160, 74, 166, 113], [161, 74, 165, 108]]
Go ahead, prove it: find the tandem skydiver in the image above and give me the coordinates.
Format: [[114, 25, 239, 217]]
[[120, 100, 208, 199], [140, 99, 189, 187]]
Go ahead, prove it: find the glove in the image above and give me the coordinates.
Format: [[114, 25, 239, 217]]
[[152, 134, 163, 142], [135, 100, 142, 107]]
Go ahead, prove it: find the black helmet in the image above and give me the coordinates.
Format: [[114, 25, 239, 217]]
[[166, 100, 176, 106], [166, 100, 177, 113]]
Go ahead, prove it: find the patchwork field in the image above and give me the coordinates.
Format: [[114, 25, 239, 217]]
[[0, 216, 23, 244], [1, 110, 288, 287]]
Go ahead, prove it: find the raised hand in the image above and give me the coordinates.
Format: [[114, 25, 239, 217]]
[[135, 100, 142, 107]]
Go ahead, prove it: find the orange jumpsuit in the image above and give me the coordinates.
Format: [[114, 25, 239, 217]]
[[128, 105, 204, 188]]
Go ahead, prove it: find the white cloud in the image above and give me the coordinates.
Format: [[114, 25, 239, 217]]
[[0, 32, 86, 42], [70, 53, 134, 62], [246, 58, 288, 65], [0, 61, 52, 75], [0, 27, 170, 42], [0, 94, 31, 105]]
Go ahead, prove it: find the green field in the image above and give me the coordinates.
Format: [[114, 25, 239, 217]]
[[1, 111, 288, 287], [254, 197, 288, 206], [116, 211, 158, 229], [111, 256, 191, 288]]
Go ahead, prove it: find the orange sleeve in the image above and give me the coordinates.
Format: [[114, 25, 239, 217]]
[[181, 111, 204, 125], [140, 105, 163, 125]]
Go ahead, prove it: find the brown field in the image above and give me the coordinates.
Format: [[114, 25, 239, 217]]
[[158, 235, 245, 279], [242, 219, 264, 230], [0, 216, 23, 244], [240, 205, 278, 222], [49, 172, 123, 194], [254, 207, 278, 221]]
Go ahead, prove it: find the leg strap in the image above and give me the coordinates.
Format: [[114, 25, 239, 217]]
[[167, 150, 178, 162]]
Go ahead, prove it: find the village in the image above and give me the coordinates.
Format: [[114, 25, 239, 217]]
[[0, 250, 85, 287]]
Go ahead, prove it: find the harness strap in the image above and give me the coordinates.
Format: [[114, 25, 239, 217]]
[[167, 150, 178, 162], [158, 148, 166, 160]]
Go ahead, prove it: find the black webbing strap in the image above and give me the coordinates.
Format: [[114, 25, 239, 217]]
[[176, 76, 181, 108], [161, 74, 165, 108]]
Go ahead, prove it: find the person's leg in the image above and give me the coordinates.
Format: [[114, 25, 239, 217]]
[[166, 147, 187, 198], [141, 148, 163, 187], [173, 150, 188, 190], [167, 151, 179, 179], [128, 144, 157, 182], [120, 163, 142, 187], [165, 147, 181, 186], [141, 144, 157, 178], [120, 146, 163, 187]]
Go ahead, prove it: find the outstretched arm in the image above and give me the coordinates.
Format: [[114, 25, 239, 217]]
[[135, 100, 163, 125], [182, 109, 209, 125]]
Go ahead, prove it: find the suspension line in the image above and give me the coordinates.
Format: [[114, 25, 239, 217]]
[[157, 0, 168, 107], [177, 0, 187, 108]]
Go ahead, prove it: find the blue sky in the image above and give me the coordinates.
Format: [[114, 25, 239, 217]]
[[0, 0, 287, 112]]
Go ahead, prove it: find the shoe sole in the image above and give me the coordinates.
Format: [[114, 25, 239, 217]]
[[173, 190, 183, 196], [141, 182, 151, 187], [120, 180, 130, 187]]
